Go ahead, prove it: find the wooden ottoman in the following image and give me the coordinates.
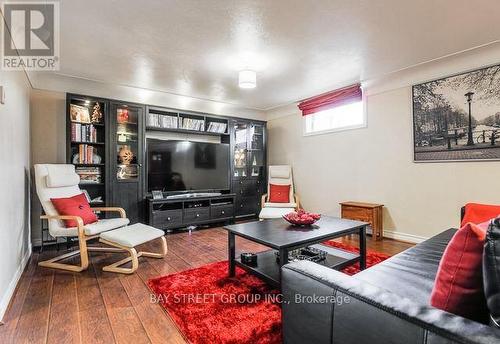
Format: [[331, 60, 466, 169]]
[[99, 223, 167, 274]]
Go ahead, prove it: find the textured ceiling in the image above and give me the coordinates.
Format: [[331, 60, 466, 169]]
[[28, 0, 500, 110]]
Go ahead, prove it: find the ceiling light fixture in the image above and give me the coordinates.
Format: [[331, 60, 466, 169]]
[[238, 70, 256, 89]]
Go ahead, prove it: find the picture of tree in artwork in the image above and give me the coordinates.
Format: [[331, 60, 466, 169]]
[[413, 64, 500, 161]]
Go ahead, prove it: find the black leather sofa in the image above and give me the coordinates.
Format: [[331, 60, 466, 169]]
[[282, 228, 500, 344]]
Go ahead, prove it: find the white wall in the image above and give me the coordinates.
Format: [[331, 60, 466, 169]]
[[266, 43, 500, 242], [0, 68, 32, 320], [30, 89, 66, 245]]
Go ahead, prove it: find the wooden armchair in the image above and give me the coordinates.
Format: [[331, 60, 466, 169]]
[[35, 164, 130, 272], [259, 165, 300, 219]]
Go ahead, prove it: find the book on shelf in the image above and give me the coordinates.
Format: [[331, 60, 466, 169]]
[[147, 113, 178, 129], [76, 144, 98, 164], [71, 123, 98, 142], [180, 117, 204, 131], [206, 122, 227, 133], [76, 166, 102, 184]]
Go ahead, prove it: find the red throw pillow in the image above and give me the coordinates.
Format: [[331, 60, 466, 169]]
[[461, 203, 500, 227], [430, 220, 490, 323], [269, 184, 291, 203], [50, 193, 98, 228]]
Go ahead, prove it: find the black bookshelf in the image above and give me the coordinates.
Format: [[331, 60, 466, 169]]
[[109, 100, 145, 224], [230, 119, 267, 218], [66, 94, 110, 207]]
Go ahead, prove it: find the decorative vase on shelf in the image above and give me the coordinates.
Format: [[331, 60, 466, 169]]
[[118, 145, 133, 165], [91, 102, 103, 123], [117, 108, 129, 123]]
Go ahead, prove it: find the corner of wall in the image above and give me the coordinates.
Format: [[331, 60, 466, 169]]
[[264, 102, 300, 122], [0, 245, 32, 321]]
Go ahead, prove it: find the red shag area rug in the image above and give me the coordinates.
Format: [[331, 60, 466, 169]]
[[148, 242, 390, 344], [322, 241, 391, 275]]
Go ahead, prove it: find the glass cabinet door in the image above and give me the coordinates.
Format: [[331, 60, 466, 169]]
[[233, 122, 249, 178], [115, 105, 140, 180], [248, 123, 265, 178]]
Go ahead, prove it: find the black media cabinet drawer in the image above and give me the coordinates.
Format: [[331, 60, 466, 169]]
[[152, 209, 182, 229], [211, 204, 234, 219], [236, 197, 260, 217], [184, 207, 210, 222], [233, 180, 259, 197]]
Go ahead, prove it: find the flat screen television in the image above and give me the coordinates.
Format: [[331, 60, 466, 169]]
[[147, 139, 230, 193]]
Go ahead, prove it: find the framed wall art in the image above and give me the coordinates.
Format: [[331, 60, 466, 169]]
[[413, 64, 500, 162]]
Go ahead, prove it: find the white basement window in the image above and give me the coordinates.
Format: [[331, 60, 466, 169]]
[[303, 100, 365, 136]]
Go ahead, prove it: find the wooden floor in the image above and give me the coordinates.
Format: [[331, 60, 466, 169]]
[[0, 227, 413, 344]]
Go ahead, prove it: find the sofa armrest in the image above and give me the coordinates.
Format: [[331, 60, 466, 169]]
[[282, 260, 500, 344]]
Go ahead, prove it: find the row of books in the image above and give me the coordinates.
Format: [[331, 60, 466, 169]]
[[206, 122, 227, 133], [76, 166, 102, 184], [76, 145, 97, 164], [147, 113, 178, 129], [71, 123, 99, 142], [146, 112, 227, 133], [180, 117, 204, 131]]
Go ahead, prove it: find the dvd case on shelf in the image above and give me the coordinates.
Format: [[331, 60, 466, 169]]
[[147, 113, 179, 129]]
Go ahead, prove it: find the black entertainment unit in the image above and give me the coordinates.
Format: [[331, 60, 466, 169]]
[[66, 93, 267, 231], [148, 194, 236, 231]]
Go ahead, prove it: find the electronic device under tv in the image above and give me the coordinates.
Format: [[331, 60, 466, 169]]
[[147, 139, 230, 194]]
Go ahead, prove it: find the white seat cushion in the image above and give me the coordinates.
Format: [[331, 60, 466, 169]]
[[264, 202, 297, 208], [48, 224, 79, 237], [48, 217, 129, 237], [259, 207, 295, 219], [100, 223, 164, 248], [69, 217, 130, 235]]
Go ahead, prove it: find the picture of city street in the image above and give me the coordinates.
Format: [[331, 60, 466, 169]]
[[413, 64, 500, 161]]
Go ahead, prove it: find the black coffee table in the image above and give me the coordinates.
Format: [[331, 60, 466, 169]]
[[224, 216, 368, 288]]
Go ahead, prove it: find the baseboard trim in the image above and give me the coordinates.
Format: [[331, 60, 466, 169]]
[[0, 244, 32, 322], [383, 230, 428, 244]]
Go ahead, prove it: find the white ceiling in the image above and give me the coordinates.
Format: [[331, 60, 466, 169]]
[[29, 0, 500, 110]]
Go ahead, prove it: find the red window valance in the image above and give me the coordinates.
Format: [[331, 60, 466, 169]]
[[298, 83, 362, 116]]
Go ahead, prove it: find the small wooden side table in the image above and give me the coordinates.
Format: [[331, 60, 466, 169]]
[[340, 202, 384, 241]]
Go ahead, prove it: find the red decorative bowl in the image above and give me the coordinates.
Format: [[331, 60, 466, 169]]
[[283, 210, 321, 226]]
